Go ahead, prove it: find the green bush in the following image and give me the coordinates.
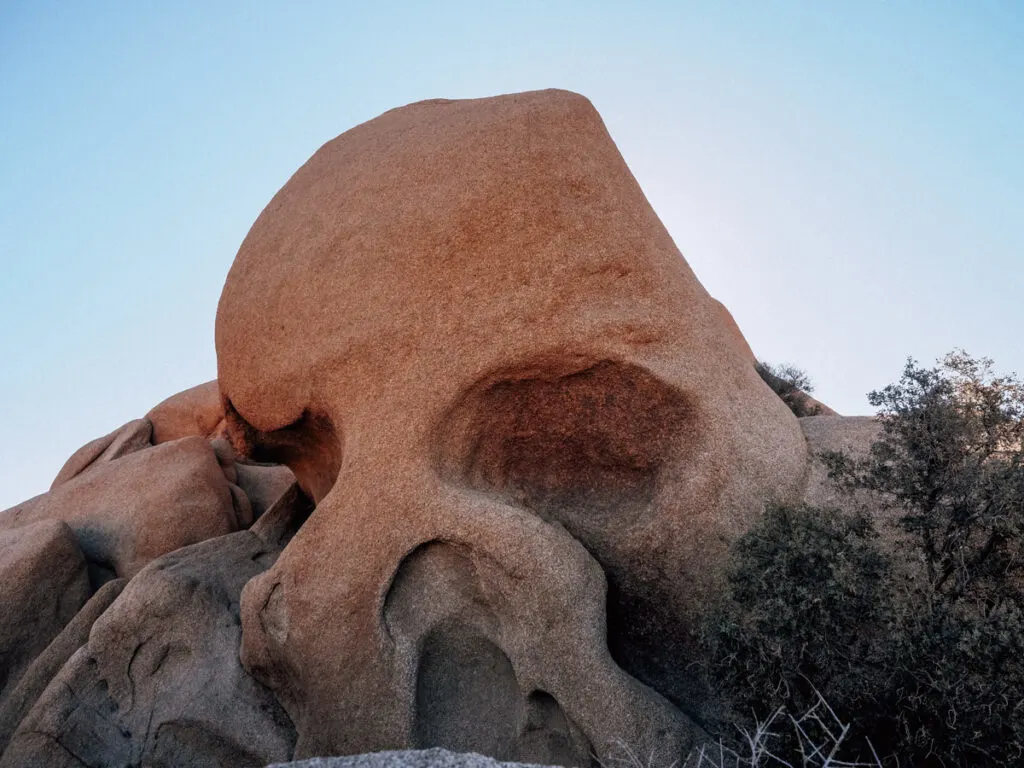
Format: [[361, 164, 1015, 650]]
[[698, 503, 889, 762], [755, 362, 823, 417], [701, 351, 1024, 767]]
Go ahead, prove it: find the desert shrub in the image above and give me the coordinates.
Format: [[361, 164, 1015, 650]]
[[698, 503, 890, 762], [701, 351, 1024, 766], [824, 350, 1024, 765], [681, 691, 883, 767], [871, 601, 1024, 765], [826, 351, 1024, 604], [756, 362, 823, 417]]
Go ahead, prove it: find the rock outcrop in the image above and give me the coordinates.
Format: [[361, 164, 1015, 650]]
[[216, 88, 808, 759], [1, 436, 250, 579], [269, 748, 556, 768], [0, 521, 90, 702], [0, 486, 310, 768], [1, 89, 825, 768], [0, 578, 126, 754], [800, 415, 880, 511]]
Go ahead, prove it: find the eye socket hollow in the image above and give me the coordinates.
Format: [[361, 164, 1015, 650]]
[[434, 360, 696, 534], [224, 400, 342, 503]]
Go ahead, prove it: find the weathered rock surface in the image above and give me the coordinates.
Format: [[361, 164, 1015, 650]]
[[235, 461, 297, 520], [800, 414, 918, 569], [0, 436, 250, 579], [50, 419, 153, 488], [269, 748, 554, 768], [0, 487, 311, 768], [146, 380, 228, 444], [216, 88, 807, 759], [0, 521, 90, 703], [800, 415, 879, 510], [0, 578, 126, 754]]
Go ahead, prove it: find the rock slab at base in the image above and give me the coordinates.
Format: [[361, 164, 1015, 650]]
[[0, 521, 89, 703]]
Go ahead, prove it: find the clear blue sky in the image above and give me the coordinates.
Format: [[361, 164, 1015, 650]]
[[2, 2, 1022, 510]]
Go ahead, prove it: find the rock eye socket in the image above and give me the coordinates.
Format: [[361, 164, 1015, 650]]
[[224, 400, 341, 503], [435, 360, 696, 538]]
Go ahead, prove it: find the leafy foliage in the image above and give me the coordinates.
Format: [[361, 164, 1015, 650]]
[[756, 362, 823, 417], [702, 351, 1024, 767], [829, 351, 1024, 603], [698, 504, 889, 762]]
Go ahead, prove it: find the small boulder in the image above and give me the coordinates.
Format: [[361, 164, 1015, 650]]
[[235, 462, 297, 520], [146, 380, 227, 444]]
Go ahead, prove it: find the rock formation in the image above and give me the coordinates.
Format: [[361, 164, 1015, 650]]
[[1, 434, 250, 580], [147, 380, 229, 444], [268, 748, 558, 768], [0, 89, 846, 767], [0, 521, 90, 703], [1, 489, 308, 768]]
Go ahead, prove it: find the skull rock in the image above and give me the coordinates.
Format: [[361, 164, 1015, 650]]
[[216, 89, 808, 761]]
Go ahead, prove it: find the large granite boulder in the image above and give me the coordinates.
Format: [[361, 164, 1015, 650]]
[[215, 89, 809, 760], [0, 89, 827, 768]]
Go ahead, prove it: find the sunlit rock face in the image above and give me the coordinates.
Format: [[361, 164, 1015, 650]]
[[216, 88, 808, 762]]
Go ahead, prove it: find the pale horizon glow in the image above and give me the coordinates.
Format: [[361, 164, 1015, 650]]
[[2, 2, 1022, 509]]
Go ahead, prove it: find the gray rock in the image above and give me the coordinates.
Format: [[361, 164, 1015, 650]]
[[0, 520, 90, 704], [800, 415, 880, 511], [0, 489, 311, 768], [0, 578, 126, 754], [235, 461, 297, 520]]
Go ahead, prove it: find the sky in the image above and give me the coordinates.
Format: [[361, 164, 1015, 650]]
[[1, 1, 1021, 510]]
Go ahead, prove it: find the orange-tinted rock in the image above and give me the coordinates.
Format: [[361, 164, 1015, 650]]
[[50, 419, 153, 488], [146, 380, 227, 444], [217, 89, 807, 758], [0, 521, 90, 704], [0, 437, 250, 578]]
